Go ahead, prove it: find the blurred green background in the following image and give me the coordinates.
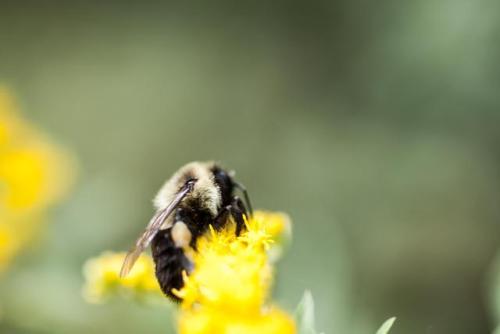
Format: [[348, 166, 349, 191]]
[[1, 1, 500, 333]]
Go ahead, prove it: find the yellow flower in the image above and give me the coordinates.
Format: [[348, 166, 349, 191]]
[[0, 225, 21, 271], [0, 214, 42, 271], [178, 306, 295, 334], [82, 251, 162, 303], [174, 211, 296, 334], [253, 211, 292, 239], [0, 86, 75, 271], [81, 211, 294, 333], [252, 210, 292, 263]]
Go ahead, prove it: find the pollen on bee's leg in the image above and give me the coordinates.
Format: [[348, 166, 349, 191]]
[[171, 287, 183, 299], [181, 270, 189, 283], [171, 221, 192, 249]]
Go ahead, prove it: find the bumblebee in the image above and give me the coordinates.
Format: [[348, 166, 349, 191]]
[[120, 161, 252, 300]]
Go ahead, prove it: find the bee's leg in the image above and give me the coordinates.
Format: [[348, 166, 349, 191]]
[[213, 206, 231, 231], [213, 196, 247, 235], [233, 182, 253, 217], [229, 196, 247, 235]]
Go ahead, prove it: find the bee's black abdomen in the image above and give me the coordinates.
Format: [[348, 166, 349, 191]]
[[151, 228, 191, 301]]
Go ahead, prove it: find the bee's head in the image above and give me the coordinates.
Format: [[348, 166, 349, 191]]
[[211, 165, 235, 206]]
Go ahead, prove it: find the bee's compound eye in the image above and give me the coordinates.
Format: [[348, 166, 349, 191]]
[[172, 222, 192, 249], [213, 168, 234, 204], [214, 169, 232, 186]]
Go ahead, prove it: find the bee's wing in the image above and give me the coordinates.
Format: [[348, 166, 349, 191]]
[[120, 181, 195, 278]]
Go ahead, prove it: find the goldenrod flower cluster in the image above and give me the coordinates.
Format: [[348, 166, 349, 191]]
[[82, 251, 161, 303], [82, 211, 295, 333], [0, 87, 74, 272], [174, 211, 296, 334]]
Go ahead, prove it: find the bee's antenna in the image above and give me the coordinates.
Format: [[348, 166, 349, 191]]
[[234, 182, 253, 217]]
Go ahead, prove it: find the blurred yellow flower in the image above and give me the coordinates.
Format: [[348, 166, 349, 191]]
[[253, 210, 292, 263], [253, 210, 291, 238], [0, 86, 75, 272], [82, 251, 162, 303], [0, 214, 42, 272], [174, 211, 296, 334]]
